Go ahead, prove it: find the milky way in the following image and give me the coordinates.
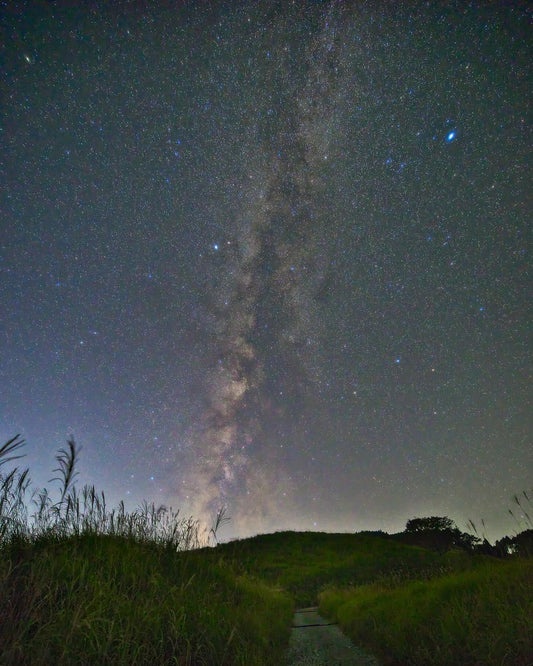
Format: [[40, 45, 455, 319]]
[[182, 4, 349, 527]]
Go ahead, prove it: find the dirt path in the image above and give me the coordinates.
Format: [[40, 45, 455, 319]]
[[284, 607, 380, 665]]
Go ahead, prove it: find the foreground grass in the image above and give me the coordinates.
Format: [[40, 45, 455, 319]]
[[2, 437, 531, 664], [0, 436, 291, 664], [0, 533, 292, 665], [3, 531, 531, 666], [0, 528, 444, 665], [319, 557, 533, 666]]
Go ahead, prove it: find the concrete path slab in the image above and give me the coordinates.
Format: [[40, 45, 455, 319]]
[[285, 607, 380, 665]]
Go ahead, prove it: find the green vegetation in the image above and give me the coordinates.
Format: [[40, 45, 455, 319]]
[[319, 558, 533, 665], [0, 534, 292, 665], [211, 530, 444, 607], [1, 435, 531, 665], [0, 437, 292, 665]]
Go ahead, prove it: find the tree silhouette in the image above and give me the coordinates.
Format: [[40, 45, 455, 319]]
[[495, 529, 533, 557], [406, 516, 455, 532], [402, 516, 480, 552]]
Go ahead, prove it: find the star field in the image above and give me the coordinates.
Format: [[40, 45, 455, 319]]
[[1, 1, 530, 539]]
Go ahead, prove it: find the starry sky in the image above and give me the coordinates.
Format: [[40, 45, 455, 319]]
[[1, 1, 531, 540]]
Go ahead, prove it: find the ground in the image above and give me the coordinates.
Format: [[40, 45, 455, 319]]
[[285, 607, 380, 665]]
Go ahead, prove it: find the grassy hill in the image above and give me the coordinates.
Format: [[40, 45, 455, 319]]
[[207, 530, 445, 606], [2, 527, 532, 665], [1, 436, 532, 664]]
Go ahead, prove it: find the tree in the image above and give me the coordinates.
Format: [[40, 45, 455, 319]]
[[406, 516, 455, 533], [495, 529, 533, 557], [403, 516, 480, 552]]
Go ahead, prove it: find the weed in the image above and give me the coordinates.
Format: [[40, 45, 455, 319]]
[[0, 438, 292, 664], [319, 559, 533, 665], [2, 436, 531, 664]]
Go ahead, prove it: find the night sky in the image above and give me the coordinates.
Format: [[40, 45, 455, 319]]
[[1, 1, 531, 540]]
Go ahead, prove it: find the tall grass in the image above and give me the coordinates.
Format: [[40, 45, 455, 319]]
[[319, 558, 533, 665], [0, 435, 203, 550], [3, 436, 531, 664], [0, 533, 293, 665], [0, 437, 293, 665]]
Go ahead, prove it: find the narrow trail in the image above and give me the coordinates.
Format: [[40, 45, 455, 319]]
[[285, 607, 380, 665]]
